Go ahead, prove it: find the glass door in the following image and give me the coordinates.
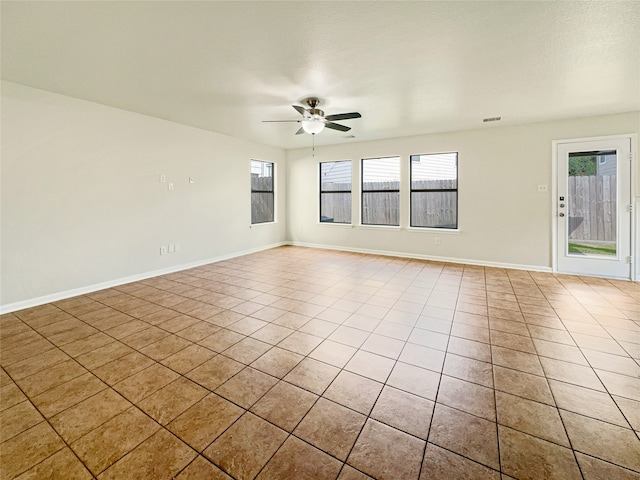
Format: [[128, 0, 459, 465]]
[[556, 138, 631, 279]]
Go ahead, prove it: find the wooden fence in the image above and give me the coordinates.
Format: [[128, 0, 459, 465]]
[[251, 177, 274, 223], [568, 175, 616, 241], [320, 180, 457, 227]]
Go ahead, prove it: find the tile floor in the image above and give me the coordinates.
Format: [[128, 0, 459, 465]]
[[1, 246, 639, 479]]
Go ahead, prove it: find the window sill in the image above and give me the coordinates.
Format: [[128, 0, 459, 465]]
[[405, 227, 460, 234], [316, 222, 354, 228], [250, 221, 279, 228], [358, 224, 401, 231]]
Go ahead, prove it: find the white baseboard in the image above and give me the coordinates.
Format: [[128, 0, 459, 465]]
[[0, 242, 288, 314], [288, 241, 554, 273]]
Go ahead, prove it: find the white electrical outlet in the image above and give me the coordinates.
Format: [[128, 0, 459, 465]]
[[189, 177, 195, 184], [160, 246, 167, 255], [159, 174, 166, 183], [537, 184, 548, 192]]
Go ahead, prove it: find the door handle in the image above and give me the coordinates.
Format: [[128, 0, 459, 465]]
[[559, 213, 565, 217]]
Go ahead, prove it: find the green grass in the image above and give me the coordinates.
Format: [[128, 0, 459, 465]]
[[568, 242, 616, 256]]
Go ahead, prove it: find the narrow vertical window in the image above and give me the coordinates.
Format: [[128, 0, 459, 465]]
[[320, 161, 352, 223], [251, 160, 274, 224], [410, 152, 458, 228], [361, 156, 400, 226]]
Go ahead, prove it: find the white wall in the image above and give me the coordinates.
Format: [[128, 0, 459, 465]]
[[286, 112, 639, 271], [1, 82, 286, 309]]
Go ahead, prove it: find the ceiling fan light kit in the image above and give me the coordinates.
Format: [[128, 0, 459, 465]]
[[263, 97, 361, 136]]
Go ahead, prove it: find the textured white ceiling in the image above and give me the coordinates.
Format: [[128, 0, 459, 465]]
[[2, 1, 639, 149]]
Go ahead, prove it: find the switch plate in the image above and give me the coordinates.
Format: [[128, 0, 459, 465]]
[[160, 246, 167, 255], [168, 244, 175, 253], [175, 243, 180, 252], [537, 184, 548, 192], [168, 183, 174, 191], [159, 174, 166, 183]]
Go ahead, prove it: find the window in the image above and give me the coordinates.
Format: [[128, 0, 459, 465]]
[[251, 160, 274, 224], [410, 152, 458, 229], [362, 156, 400, 226], [320, 161, 352, 223]]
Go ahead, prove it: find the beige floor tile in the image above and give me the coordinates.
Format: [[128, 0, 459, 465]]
[[32, 372, 107, 417], [327, 326, 370, 348], [347, 419, 425, 480], [493, 365, 555, 405], [309, 339, 358, 367], [490, 331, 536, 354], [437, 375, 496, 421], [120, 326, 170, 349], [187, 355, 244, 391], [256, 436, 342, 480], [323, 370, 383, 415], [113, 363, 179, 404], [0, 400, 44, 443], [428, 403, 499, 470], [174, 456, 233, 480], [387, 361, 441, 400], [197, 328, 245, 352], [71, 406, 159, 475], [75, 341, 134, 370], [370, 386, 434, 440], [443, 353, 494, 388], [140, 334, 192, 361], [447, 336, 491, 363], [204, 412, 287, 479], [575, 452, 640, 480], [222, 337, 272, 364], [250, 323, 294, 345], [50, 388, 131, 443], [99, 429, 196, 480], [93, 351, 155, 385], [295, 398, 366, 461], [215, 367, 277, 408], [59, 332, 115, 358], [15, 359, 87, 397], [420, 443, 500, 480], [491, 346, 544, 376], [596, 369, 640, 402], [138, 377, 208, 425], [168, 394, 243, 452], [498, 426, 582, 480], [539, 356, 605, 391], [161, 344, 217, 374], [344, 350, 395, 383], [4, 348, 70, 380], [338, 465, 375, 479], [495, 391, 569, 446], [560, 410, 640, 472], [250, 346, 303, 378], [284, 357, 340, 394], [0, 422, 65, 479], [250, 381, 318, 432], [13, 447, 93, 480], [549, 379, 630, 427], [0, 382, 27, 411], [175, 321, 221, 342]]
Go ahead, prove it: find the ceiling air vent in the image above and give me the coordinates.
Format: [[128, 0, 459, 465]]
[[483, 116, 502, 123]]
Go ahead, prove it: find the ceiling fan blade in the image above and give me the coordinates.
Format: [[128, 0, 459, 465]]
[[324, 112, 361, 121], [325, 122, 351, 132], [262, 120, 301, 123], [295, 127, 305, 135], [292, 105, 307, 116]]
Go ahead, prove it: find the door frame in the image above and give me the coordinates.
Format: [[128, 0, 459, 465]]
[[552, 134, 638, 281]]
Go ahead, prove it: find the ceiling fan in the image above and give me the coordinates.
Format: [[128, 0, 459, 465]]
[[263, 97, 361, 135]]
